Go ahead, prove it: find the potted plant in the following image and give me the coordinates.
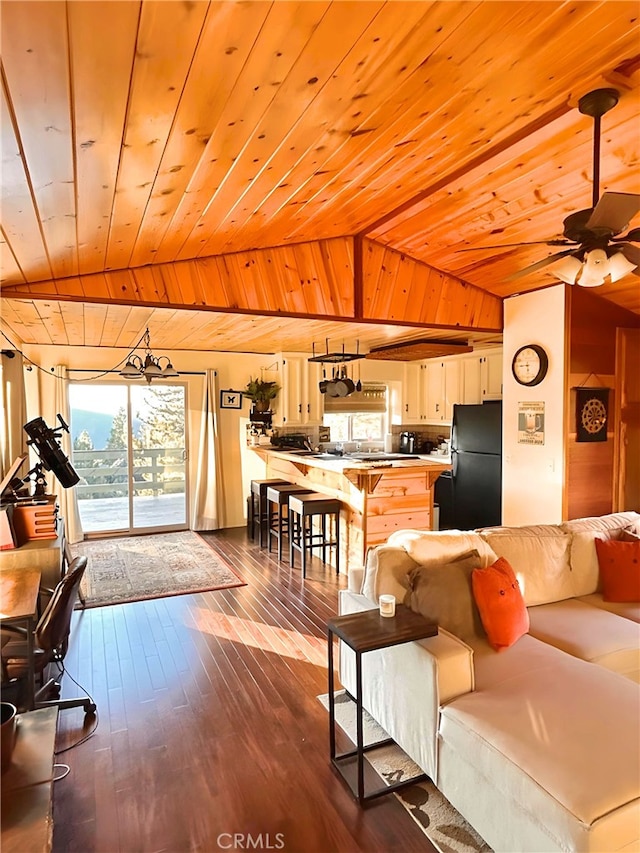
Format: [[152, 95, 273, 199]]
[[245, 378, 280, 412]]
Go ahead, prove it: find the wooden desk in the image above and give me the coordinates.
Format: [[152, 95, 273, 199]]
[[0, 525, 65, 591], [0, 707, 58, 853], [0, 567, 41, 710]]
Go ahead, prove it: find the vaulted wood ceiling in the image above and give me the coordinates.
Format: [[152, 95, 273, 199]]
[[1, 1, 638, 355]]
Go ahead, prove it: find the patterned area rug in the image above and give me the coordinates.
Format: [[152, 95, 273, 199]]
[[72, 531, 245, 608], [319, 691, 492, 853]]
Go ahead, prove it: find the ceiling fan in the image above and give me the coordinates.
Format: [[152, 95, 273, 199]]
[[459, 88, 640, 286]]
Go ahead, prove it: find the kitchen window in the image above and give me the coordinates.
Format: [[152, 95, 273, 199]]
[[323, 384, 387, 441]]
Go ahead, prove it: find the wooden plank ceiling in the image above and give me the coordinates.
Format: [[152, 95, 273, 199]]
[[1, 0, 639, 356]]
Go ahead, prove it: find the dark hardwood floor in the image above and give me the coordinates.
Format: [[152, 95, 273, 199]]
[[53, 527, 436, 853]]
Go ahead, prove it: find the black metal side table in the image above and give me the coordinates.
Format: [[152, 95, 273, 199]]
[[327, 604, 438, 804]]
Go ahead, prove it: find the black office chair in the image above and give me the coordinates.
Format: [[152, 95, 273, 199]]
[[1, 556, 96, 715]]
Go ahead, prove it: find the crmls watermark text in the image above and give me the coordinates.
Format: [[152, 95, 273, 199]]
[[217, 833, 285, 850]]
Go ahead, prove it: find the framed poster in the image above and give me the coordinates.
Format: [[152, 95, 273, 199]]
[[576, 388, 609, 442], [220, 390, 243, 409], [517, 401, 545, 445]]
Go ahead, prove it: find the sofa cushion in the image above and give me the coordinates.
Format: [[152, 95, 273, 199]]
[[469, 632, 573, 690], [387, 529, 497, 569], [361, 544, 419, 603], [620, 527, 640, 542], [561, 511, 640, 597], [527, 598, 640, 682], [595, 537, 640, 603], [577, 593, 640, 624], [478, 525, 573, 606], [439, 649, 640, 843], [471, 558, 529, 651], [404, 550, 485, 643]]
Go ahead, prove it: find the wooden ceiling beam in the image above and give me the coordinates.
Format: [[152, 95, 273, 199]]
[[0, 236, 503, 333]]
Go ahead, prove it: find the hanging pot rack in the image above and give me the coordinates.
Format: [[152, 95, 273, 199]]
[[307, 340, 364, 363]]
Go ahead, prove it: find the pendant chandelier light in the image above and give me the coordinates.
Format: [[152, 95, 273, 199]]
[[119, 328, 179, 383]]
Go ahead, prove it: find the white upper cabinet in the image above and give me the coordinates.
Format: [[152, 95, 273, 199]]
[[462, 356, 483, 404], [424, 361, 444, 420], [460, 350, 503, 406], [273, 354, 324, 426], [306, 360, 324, 423], [401, 363, 423, 423], [424, 360, 461, 421], [443, 360, 461, 419], [481, 350, 503, 400], [418, 348, 502, 424]]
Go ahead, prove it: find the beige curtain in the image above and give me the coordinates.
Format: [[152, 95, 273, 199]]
[[0, 350, 27, 480], [53, 366, 83, 544], [193, 369, 224, 530]]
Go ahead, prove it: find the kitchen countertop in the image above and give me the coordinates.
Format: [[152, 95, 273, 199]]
[[257, 448, 451, 471], [255, 446, 450, 568]]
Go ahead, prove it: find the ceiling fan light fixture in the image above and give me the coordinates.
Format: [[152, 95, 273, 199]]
[[608, 250, 637, 282], [552, 255, 583, 284], [576, 248, 608, 287]]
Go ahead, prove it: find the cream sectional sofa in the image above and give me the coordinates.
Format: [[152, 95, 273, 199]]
[[338, 511, 640, 853]]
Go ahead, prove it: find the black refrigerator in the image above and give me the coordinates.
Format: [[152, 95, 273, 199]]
[[437, 401, 502, 530]]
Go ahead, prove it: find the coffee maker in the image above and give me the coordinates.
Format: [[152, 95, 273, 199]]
[[399, 431, 417, 453]]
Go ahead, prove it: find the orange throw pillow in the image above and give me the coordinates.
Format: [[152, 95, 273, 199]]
[[472, 557, 529, 652], [595, 537, 640, 602]]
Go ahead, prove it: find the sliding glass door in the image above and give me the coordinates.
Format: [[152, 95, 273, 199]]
[[69, 383, 188, 535]]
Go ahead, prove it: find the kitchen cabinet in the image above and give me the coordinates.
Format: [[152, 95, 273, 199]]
[[400, 363, 423, 423], [461, 356, 482, 404], [394, 348, 503, 426], [460, 349, 503, 404], [424, 360, 460, 421], [272, 354, 323, 426], [425, 362, 442, 420], [481, 350, 503, 400], [444, 361, 461, 419]]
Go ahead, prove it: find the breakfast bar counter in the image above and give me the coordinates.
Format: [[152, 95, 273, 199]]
[[251, 448, 450, 573]]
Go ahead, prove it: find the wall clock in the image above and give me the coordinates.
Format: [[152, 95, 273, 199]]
[[511, 344, 549, 387]]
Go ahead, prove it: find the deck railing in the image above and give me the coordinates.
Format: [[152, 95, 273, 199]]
[[72, 447, 185, 500]]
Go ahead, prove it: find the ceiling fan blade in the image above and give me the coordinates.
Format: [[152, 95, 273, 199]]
[[505, 249, 578, 282], [617, 243, 640, 269], [613, 227, 640, 243], [586, 192, 640, 234], [457, 239, 573, 252]]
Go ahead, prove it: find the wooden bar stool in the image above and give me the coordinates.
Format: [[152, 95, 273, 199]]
[[249, 479, 288, 547], [266, 484, 313, 560], [288, 492, 341, 578]]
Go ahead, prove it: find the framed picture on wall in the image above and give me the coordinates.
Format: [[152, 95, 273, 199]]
[[517, 401, 545, 445], [575, 388, 609, 442], [220, 390, 243, 409]]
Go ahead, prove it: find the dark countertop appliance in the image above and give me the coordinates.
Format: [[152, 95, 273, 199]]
[[436, 401, 502, 530], [399, 431, 417, 453], [271, 433, 312, 451]]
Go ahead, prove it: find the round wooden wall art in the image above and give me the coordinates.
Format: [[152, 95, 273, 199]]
[[576, 388, 609, 442]]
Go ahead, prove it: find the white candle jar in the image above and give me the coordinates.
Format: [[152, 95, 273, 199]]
[[379, 594, 396, 618]]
